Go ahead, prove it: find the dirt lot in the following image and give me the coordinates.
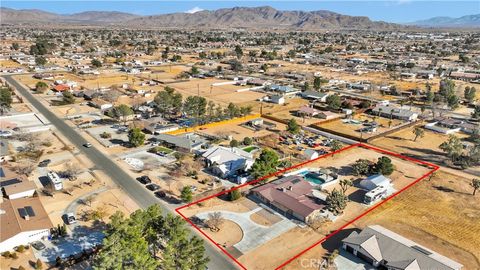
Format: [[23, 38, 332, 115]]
[[167, 78, 265, 105], [370, 126, 470, 167], [199, 117, 285, 141], [284, 170, 480, 270], [317, 113, 406, 139]]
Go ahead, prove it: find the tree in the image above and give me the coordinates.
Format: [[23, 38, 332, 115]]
[[326, 189, 347, 215], [12, 42, 19, 50], [330, 140, 342, 154], [250, 148, 280, 179], [470, 179, 480, 196], [464, 86, 476, 103], [352, 159, 371, 176], [313, 76, 322, 91], [327, 249, 339, 265], [229, 139, 239, 148], [228, 189, 242, 201], [373, 156, 394, 175], [111, 104, 134, 125], [205, 212, 224, 232], [62, 91, 75, 104], [180, 186, 193, 202], [35, 81, 49, 93], [35, 56, 47, 66], [286, 118, 300, 134], [191, 66, 199, 75], [91, 59, 102, 68], [183, 96, 207, 118], [243, 137, 253, 145], [234, 45, 243, 59], [339, 179, 353, 194], [439, 135, 463, 162], [472, 105, 480, 120], [0, 87, 13, 115], [412, 126, 425, 142], [326, 94, 342, 110], [154, 86, 182, 118], [128, 128, 145, 147]]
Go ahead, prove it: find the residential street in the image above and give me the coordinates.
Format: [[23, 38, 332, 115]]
[[3, 75, 238, 270]]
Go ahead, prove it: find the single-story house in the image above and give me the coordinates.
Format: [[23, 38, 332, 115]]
[[0, 197, 54, 252], [300, 91, 329, 102], [342, 225, 463, 270], [425, 118, 478, 135], [154, 133, 207, 153], [269, 95, 285, 105], [250, 175, 325, 223], [372, 105, 418, 121], [2, 181, 36, 200], [142, 117, 170, 134], [297, 106, 319, 118], [88, 98, 113, 111], [202, 146, 254, 178]]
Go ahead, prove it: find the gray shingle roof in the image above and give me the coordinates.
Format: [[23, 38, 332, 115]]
[[342, 225, 463, 270]]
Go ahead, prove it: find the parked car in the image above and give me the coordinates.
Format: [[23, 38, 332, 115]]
[[136, 175, 152, 184], [83, 143, 92, 148], [64, 212, 77, 225], [38, 159, 51, 167], [0, 130, 13, 137], [154, 190, 166, 198], [146, 183, 160, 191], [31, 241, 46, 250]]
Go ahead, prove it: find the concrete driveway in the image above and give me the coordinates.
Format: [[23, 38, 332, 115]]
[[196, 207, 296, 254]]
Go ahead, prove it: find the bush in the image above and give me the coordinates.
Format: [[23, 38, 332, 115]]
[[229, 189, 242, 201], [11, 252, 18, 259], [1, 251, 11, 258], [16, 245, 25, 253], [35, 258, 43, 269], [42, 141, 52, 147], [100, 132, 112, 139], [243, 137, 253, 145], [18, 266, 26, 270]]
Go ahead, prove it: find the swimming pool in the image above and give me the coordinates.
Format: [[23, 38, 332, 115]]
[[299, 171, 326, 185]]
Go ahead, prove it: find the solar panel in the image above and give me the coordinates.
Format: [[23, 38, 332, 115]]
[[25, 206, 36, 217], [18, 208, 27, 217]]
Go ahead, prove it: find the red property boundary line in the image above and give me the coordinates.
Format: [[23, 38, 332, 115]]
[[175, 143, 439, 270]]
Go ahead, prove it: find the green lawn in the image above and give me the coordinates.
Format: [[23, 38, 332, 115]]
[[150, 146, 174, 154], [242, 146, 258, 153]]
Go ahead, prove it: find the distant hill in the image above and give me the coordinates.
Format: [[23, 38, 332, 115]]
[[0, 6, 402, 29], [127, 6, 400, 30], [0, 7, 139, 24], [409, 14, 480, 28]]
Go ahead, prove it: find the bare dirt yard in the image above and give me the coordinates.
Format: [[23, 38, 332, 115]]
[[316, 113, 405, 139]]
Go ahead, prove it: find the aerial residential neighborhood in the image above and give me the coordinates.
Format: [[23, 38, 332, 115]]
[[0, 1, 479, 270]]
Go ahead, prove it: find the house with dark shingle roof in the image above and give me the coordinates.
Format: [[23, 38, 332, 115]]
[[342, 225, 463, 270]]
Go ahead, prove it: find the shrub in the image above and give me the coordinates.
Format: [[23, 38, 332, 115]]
[[16, 245, 25, 253], [11, 252, 18, 259], [35, 258, 43, 269], [18, 266, 26, 270], [1, 251, 11, 258]]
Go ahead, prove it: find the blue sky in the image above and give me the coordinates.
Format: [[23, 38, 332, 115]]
[[2, 1, 479, 23]]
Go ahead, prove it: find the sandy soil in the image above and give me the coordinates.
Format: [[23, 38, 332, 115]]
[[317, 113, 405, 139], [201, 220, 244, 248]]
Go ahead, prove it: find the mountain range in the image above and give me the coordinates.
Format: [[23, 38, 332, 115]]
[[410, 14, 480, 28], [0, 6, 478, 29]]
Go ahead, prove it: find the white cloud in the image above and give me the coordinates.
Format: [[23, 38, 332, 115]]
[[185, 7, 204, 14]]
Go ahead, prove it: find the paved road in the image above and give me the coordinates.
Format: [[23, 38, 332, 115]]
[[3, 75, 237, 270]]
